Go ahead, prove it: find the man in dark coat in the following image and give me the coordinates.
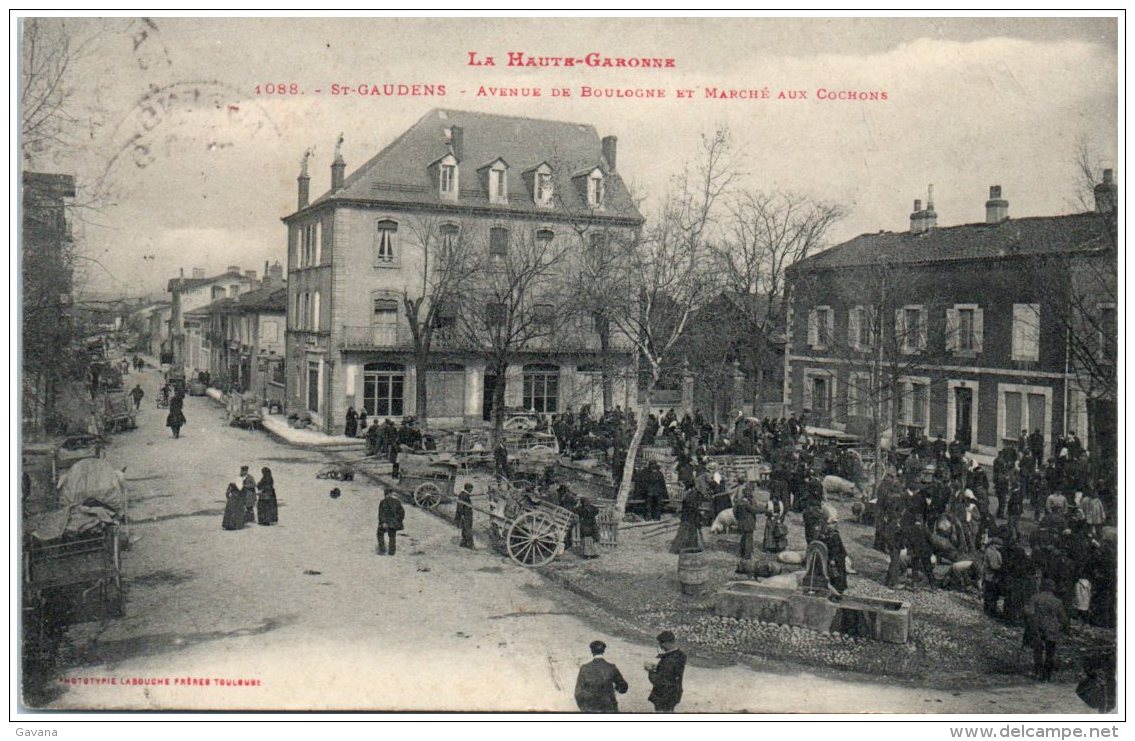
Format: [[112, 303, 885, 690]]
[[644, 462, 668, 522], [1028, 428, 1045, 465], [376, 488, 406, 555], [1024, 579, 1069, 681], [574, 640, 628, 713], [129, 383, 144, 410], [803, 500, 825, 546], [456, 483, 475, 549], [365, 419, 381, 456], [733, 492, 758, 560], [646, 630, 686, 712], [494, 440, 510, 479]]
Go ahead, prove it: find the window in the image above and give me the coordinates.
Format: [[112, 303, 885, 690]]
[[1011, 303, 1040, 361], [312, 291, 321, 331], [807, 306, 833, 349], [588, 173, 605, 208], [896, 305, 927, 354], [1000, 385, 1048, 450], [810, 375, 830, 413], [946, 304, 983, 355], [489, 227, 509, 257], [532, 303, 555, 325], [485, 302, 507, 326], [440, 164, 456, 195], [306, 360, 320, 413], [1098, 303, 1117, 364], [849, 306, 874, 350], [899, 378, 930, 434], [375, 220, 398, 265], [373, 298, 398, 325], [300, 222, 321, 267], [535, 228, 554, 246], [848, 372, 871, 417], [536, 172, 554, 206], [362, 362, 405, 417], [440, 223, 459, 252], [523, 364, 559, 414], [489, 164, 508, 205]]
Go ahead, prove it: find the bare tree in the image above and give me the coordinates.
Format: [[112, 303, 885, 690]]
[[604, 129, 739, 516], [454, 224, 575, 440], [401, 215, 479, 429]]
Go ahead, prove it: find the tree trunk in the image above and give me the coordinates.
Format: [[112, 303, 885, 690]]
[[614, 384, 653, 517], [414, 348, 429, 431], [491, 364, 507, 444], [599, 326, 614, 412]]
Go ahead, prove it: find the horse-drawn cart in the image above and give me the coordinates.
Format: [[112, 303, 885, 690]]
[[225, 392, 263, 429], [399, 459, 459, 510]]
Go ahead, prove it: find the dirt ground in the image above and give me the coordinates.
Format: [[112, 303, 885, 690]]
[[24, 365, 1103, 713]]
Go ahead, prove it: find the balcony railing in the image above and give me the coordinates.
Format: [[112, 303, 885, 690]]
[[339, 324, 635, 354]]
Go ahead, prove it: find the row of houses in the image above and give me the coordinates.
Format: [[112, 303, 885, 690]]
[[151, 108, 1116, 472]]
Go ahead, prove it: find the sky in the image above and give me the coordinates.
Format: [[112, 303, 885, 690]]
[[18, 15, 1120, 298]]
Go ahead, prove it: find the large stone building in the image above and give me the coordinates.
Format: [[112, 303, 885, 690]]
[[281, 109, 644, 433], [784, 176, 1117, 466]]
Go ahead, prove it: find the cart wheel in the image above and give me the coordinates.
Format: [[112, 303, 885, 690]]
[[414, 482, 442, 509], [528, 444, 554, 453], [510, 479, 535, 492], [506, 511, 560, 567]]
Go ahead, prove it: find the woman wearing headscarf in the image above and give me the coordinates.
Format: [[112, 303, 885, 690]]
[[344, 407, 358, 438], [669, 486, 703, 554], [222, 483, 245, 530], [576, 496, 601, 559], [762, 489, 788, 552], [257, 467, 279, 525]]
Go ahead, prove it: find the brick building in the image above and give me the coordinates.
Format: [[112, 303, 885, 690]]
[[784, 177, 1117, 464], [281, 109, 643, 433]]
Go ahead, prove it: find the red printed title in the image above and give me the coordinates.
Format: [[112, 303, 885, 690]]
[[59, 675, 262, 687]]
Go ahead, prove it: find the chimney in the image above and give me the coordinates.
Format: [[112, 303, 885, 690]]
[[245, 270, 257, 282], [985, 185, 1009, 224], [1094, 168, 1117, 214], [180, 267, 185, 279], [192, 267, 205, 279], [450, 126, 464, 161], [268, 261, 284, 284], [602, 135, 618, 173], [227, 265, 241, 274], [297, 150, 311, 209], [910, 185, 938, 234], [331, 133, 346, 191]]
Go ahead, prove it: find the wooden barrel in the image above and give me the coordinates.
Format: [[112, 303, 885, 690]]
[[678, 548, 709, 596]]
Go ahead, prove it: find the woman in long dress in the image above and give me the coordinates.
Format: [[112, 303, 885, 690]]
[[166, 393, 186, 439], [576, 496, 601, 558], [257, 467, 279, 525], [669, 487, 703, 554], [344, 407, 358, 438], [763, 490, 788, 552], [222, 483, 245, 530]]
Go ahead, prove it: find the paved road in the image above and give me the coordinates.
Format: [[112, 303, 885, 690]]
[[43, 367, 1092, 713]]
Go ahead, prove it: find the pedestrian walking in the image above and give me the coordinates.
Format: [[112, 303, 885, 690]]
[[1024, 579, 1069, 681], [256, 467, 279, 525], [574, 640, 628, 713], [240, 466, 257, 524], [645, 630, 686, 713], [129, 383, 144, 410], [221, 483, 245, 531], [456, 483, 475, 549], [376, 488, 405, 555], [166, 393, 186, 439]]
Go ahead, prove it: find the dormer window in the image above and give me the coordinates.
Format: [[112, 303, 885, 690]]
[[490, 166, 507, 204], [434, 153, 459, 201], [537, 173, 553, 205], [587, 171, 605, 208]]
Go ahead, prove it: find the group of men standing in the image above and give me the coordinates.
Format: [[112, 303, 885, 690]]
[[574, 631, 687, 713]]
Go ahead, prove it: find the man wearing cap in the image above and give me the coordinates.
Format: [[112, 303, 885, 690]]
[[574, 640, 628, 713], [456, 483, 475, 549], [645, 630, 686, 712], [376, 487, 405, 556]]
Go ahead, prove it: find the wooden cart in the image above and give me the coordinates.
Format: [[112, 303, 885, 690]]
[[486, 480, 576, 568], [24, 525, 125, 624], [399, 460, 459, 510]]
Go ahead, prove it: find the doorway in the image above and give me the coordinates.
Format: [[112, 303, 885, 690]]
[[482, 373, 499, 422], [954, 387, 973, 446]]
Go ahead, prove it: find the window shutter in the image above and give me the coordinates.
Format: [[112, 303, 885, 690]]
[[312, 292, 321, 331], [848, 308, 861, 351], [894, 309, 906, 352], [945, 308, 959, 352], [314, 221, 322, 266], [807, 309, 818, 348], [918, 310, 928, 350], [825, 311, 834, 349], [973, 308, 984, 353], [1025, 304, 1040, 359]]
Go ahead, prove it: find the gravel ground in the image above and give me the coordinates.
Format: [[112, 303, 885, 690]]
[[543, 500, 1116, 690]]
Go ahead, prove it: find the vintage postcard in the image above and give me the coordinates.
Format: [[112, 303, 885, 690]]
[[15, 14, 1120, 719]]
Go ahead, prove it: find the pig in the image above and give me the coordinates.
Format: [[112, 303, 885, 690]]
[[710, 507, 736, 534], [822, 474, 860, 499]]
